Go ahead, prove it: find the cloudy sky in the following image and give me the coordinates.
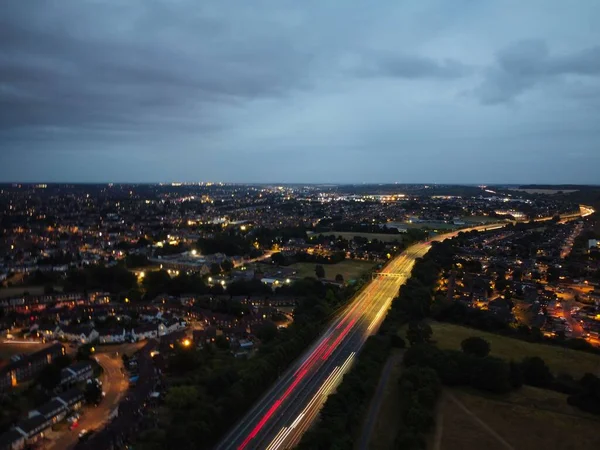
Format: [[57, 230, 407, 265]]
[[1, 0, 599, 184]]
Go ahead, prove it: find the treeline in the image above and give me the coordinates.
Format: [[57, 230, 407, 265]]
[[64, 265, 137, 293], [395, 366, 441, 449]]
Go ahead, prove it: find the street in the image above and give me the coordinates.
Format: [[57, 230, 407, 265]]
[[47, 353, 127, 450]]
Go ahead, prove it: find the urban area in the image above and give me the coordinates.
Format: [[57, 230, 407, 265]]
[[1, 183, 600, 450]]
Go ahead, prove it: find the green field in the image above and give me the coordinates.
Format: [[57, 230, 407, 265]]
[[426, 322, 600, 378], [435, 386, 600, 450], [0, 286, 45, 299], [308, 231, 405, 243], [289, 260, 376, 281], [367, 322, 600, 449]]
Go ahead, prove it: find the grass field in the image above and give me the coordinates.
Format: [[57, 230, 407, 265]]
[[427, 322, 600, 378], [289, 260, 376, 281], [0, 286, 45, 299], [308, 231, 405, 243], [435, 386, 600, 450]]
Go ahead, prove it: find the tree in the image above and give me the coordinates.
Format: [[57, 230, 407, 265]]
[[335, 273, 344, 283], [165, 385, 199, 410], [220, 259, 234, 272], [406, 321, 432, 346], [509, 360, 524, 389], [76, 343, 95, 361], [469, 357, 512, 394], [256, 322, 278, 343], [84, 380, 103, 405], [210, 263, 221, 276], [142, 270, 171, 295], [460, 337, 491, 358], [215, 335, 230, 350], [520, 356, 553, 388], [38, 363, 62, 390], [315, 265, 325, 279], [391, 334, 406, 349], [271, 252, 286, 266]]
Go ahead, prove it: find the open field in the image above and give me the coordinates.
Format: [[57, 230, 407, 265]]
[[308, 231, 405, 242], [403, 222, 457, 230], [434, 386, 600, 450], [0, 286, 45, 299], [289, 260, 376, 281], [427, 322, 600, 378], [464, 215, 504, 224]]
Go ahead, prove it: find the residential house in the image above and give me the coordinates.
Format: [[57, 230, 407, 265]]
[[0, 343, 65, 391], [37, 324, 61, 341], [60, 362, 93, 386], [14, 415, 51, 446], [59, 325, 99, 344], [55, 388, 85, 411], [158, 318, 185, 337], [28, 399, 67, 424], [131, 324, 158, 341], [98, 328, 127, 344]]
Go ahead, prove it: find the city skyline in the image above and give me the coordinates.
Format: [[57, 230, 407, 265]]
[[2, 0, 600, 183]]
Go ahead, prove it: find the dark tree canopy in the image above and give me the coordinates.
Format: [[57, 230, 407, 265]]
[[406, 321, 433, 346], [315, 265, 325, 279], [460, 336, 491, 358]]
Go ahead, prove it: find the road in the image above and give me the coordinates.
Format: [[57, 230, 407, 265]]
[[48, 353, 127, 450], [234, 251, 274, 268], [215, 225, 500, 450]]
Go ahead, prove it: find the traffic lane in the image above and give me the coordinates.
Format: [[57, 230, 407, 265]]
[[256, 276, 406, 447], [260, 285, 397, 449], [47, 354, 126, 450], [276, 282, 410, 447], [263, 290, 389, 450], [87, 353, 127, 425]]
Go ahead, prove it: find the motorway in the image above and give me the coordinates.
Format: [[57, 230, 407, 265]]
[[215, 226, 502, 450]]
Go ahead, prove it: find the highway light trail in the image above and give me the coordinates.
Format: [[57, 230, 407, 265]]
[[267, 353, 356, 450], [238, 368, 309, 450]]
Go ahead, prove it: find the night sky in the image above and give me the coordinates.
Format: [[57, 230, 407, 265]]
[[1, 1, 600, 184]]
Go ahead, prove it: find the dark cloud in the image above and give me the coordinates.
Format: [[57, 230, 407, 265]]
[[0, 1, 312, 135], [475, 40, 600, 104], [356, 53, 470, 79], [1, 1, 599, 184]]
